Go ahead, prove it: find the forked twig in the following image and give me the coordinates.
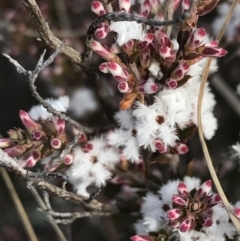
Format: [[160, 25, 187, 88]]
[[30, 187, 68, 241]]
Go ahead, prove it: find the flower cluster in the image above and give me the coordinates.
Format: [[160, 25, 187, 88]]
[[87, 0, 227, 161], [132, 177, 236, 241], [0, 96, 69, 167]]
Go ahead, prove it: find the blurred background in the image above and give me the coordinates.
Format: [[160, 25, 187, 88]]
[[0, 0, 240, 240]]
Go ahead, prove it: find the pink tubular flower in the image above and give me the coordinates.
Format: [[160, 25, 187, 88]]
[[167, 208, 183, 220], [99, 62, 109, 73], [234, 207, 240, 219], [140, 47, 150, 69], [118, 81, 131, 93], [174, 143, 189, 154], [182, 0, 190, 11], [153, 139, 167, 153], [107, 61, 129, 82], [25, 155, 37, 167], [137, 80, 158, 94], [199, 47, 228, 57], [0, 138, 12, 148], [131, 235, 153, 241], [91, 41, 119, 61], [50, 138, 62, 149], [83, 142, 94, 152], [95, 23, 109, 39], [63, 154, 73, 165], [155, 30, 172, 48], [171, 61, 189, 81], [159, 46, 176, 63], [31, 130, 42, 141], [91, 1, 106, 16], [166, 78, 177, 89], [118, 0, 131, 12], [137, 33, 154, 50], [19, 110, 40, 132], [179, 216, 195, 232], [187, 28, 206, 49], [140, 0, 151, 18], [53, 118, 65, 136], [167, 180, 222, 232]]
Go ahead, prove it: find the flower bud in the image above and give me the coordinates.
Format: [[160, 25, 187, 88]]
[[166, 78, 177, 89], [171, 61, 189, 81], [175, 143, 189, 154], [131, 235, 152, 241], [95, 23, 109, 39], [199, 47, 228, 57], [187, 28, 206, 48], [31, 130, 42, 141], [83, 142, 94, 152], [179, 216, 196, 232], [26, 155, 36, 167], [206, 193, 221, 205], [50, 138, 62, 149], [234, 208, 240, 219], [140, 0, 151, 18], [195, 180, 212, 199], [63, 154, 73, 165], [107, 61, 129, 82], [92, 41, 118, 61], [53, 118, 65, 136], [140, 47, 150, 69], [172, 194, 189, 207], [177, 182, 189, 195], [182, 0, 190, 11], [118, 82, 130, 93], [167, 208, 183, 220], [91, 1, 106, 15], [138, 81, 158, 94], [119, 0, 131, 12], [78, 133, 88, 143], [199, 215, 213, 227], [99, 62, 109, 73], [0, 138, 12, 148], [159, 46, 176, 62], [156, 30, 172, 48], [153, 139, 167, 153], [19, 110, 40, 132]]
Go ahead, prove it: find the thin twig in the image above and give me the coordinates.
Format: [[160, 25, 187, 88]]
[[164, 0, 174, 37], [30, 187, 68, 241], [3, 50, 93, 133], [197, 0, 240, 234], [0, 149, 118, 213], [0, 168, 38, 241], [40, 188, 110, 225], [22, 0, 82, 65]]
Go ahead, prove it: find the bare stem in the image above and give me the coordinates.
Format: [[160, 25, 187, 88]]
[[30, 187, 68, 241], [3, 50, 93, 134], [22, 0, 82, 65], [1, 168, 38, 241], [0, 149, 118, 213], [197, 0, 240, 234]]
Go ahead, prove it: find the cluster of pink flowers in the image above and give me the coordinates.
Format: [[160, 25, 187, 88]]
[[132, 177, 239, 241], [0, 0, 229, 196]]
